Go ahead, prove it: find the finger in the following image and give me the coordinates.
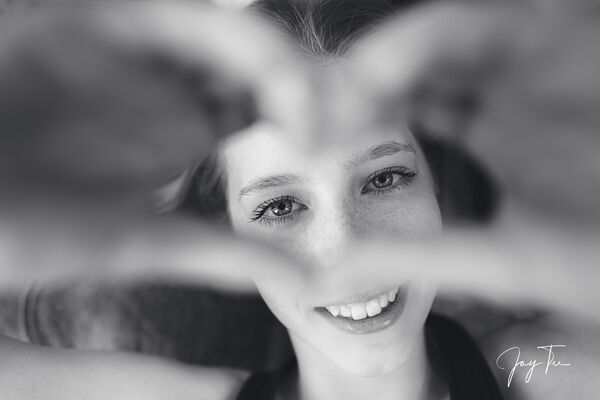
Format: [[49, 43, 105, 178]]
[[0, 3, 313, 293], [331, 2, 524, 137], [311, 228, 600, 319], [0, 1, 315, 194], [100, 1, 319, 144], [0, 5, 247, 203], [337, 1, 600, 225], [108, 217, 309, 292], [0, 214, 308, 294]]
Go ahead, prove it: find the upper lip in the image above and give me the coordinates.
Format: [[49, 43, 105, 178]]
[[315, 286, 396, 308]]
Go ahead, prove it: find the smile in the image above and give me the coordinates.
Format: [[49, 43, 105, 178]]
[[324, 288, 398, 320], [314, 284, 407, 334]]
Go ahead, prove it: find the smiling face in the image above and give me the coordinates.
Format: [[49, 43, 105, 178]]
[[222, 121, 442, 375]]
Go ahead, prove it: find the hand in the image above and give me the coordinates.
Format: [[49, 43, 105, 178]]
[[343, 1, 600, 226], [0, 1, 315, 288], [0, 1, 313, 205], [320, 1, 600, 316]]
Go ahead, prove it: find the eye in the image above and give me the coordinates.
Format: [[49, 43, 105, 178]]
[[250, 195, 307, 226], [372, 173, 394, 189], [268, 198, 293, 217], [361, 166, 417, 194]]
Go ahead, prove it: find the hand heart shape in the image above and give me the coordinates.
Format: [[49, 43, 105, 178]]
[[1, 1, 599, 314]]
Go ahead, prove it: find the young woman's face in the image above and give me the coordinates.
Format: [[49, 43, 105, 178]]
[[223, 121, 442, 375]]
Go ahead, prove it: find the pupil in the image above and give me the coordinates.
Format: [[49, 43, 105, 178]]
[[271, 200, 291, 216], [374, 173, 393, 188]]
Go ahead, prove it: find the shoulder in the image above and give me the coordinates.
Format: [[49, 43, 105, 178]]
[[477, 313, 600, 400]]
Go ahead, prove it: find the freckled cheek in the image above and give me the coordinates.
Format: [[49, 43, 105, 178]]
[[354, 197, 442, 236], [231, 215, 317, 275]]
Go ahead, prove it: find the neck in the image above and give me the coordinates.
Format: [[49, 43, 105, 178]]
[[286, 330, 446, 400]]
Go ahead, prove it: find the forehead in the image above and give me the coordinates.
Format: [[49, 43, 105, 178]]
[[222, 121, 419, 184]]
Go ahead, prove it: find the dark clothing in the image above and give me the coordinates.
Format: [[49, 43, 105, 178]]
[[236, 313, 503, 400]]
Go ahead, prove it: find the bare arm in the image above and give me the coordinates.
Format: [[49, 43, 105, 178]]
[[0, 335, 248, 400]]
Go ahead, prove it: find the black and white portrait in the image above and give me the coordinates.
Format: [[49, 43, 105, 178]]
[[0, 0, 599, 399]]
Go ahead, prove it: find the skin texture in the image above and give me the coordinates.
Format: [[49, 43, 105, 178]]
[[1, 1, 600, 399], [222, 121, 444, 399]]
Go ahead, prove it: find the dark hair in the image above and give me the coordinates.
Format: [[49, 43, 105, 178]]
[[179, 0, 497, 225], [249, 0, 419, 59]]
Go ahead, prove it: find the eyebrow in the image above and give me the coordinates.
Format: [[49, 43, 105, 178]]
[[238, 141, 415, 199], [239, 174, 303, 199], [348, 140, 416, 166]]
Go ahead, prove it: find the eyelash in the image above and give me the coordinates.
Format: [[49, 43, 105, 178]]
[[249, 195, 300, 226], [255, 215, 295, 227], [249, 166, 417, 227], [361, 166, 417, 195]]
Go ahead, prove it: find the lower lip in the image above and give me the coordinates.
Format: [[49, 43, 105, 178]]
[[314, 285, 407, 334]]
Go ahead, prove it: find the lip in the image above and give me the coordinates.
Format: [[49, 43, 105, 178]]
[[319, 286, 398, 307], [314, 284, 408, 334]]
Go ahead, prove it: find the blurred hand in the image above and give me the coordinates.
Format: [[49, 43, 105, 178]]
[[2, 0, 599, 317], [0, 1, 313, 205], [0, 1, 314, 288], [319, 1, 600, 315], [343, 1, 600, 226]]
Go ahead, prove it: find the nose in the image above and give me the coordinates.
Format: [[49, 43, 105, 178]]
[[302, 198, 365, 271]]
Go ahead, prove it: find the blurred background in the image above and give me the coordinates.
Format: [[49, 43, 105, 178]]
[[0, 0, 597, 381]]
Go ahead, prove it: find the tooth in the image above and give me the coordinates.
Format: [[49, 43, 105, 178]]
[[366, 299, 382, 317], [379, 294, 389, 308], [326, 305, 340, 317], [387, 289, 397, 302], [340, 305, 351, 318], [325, 306, 340, 317], [351, 304, 367, 320]]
